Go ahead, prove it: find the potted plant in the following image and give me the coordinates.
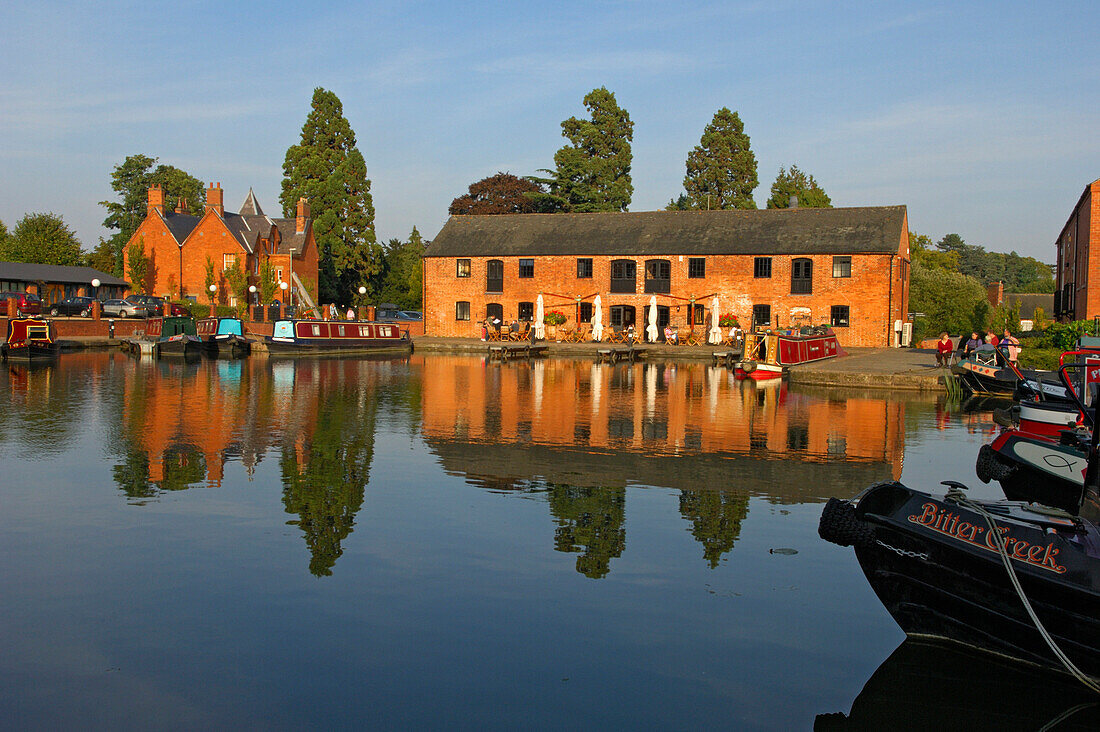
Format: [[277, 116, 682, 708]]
[[544, 310, 567, 339], [718, 313, 739, 328]]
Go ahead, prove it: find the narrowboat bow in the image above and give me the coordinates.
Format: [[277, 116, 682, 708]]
[[146, 316, 201, 358]]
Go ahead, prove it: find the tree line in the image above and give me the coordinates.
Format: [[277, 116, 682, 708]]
[[908, 231, 1054, 342], [0, 84, 1050, 312]]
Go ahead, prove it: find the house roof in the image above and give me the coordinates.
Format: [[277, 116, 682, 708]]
[[151, 194, 308, 257], [425, 206, 908, 258], [0, 261, 128, 286]]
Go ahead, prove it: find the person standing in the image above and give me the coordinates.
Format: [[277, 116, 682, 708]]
[[935, 332, 954, 367], [1001, 329, 1021, 364]]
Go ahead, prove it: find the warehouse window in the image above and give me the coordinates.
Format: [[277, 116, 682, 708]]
[[830, 305, 850, 328], [456, 259, 471, 278], [456, 301, 470, 321], [519, 259, 534, 278], [577, 258, 593, 278], [486, 260, 503, 293], [832, 256, 851, 278], [754, 257, 772, 278], [688, 258, 706, 278], [791, 258, 813, 294]]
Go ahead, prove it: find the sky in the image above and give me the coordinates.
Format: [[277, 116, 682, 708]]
[[0, 0, 1097, 263]]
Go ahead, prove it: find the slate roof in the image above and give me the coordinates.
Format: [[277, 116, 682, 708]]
[[148, 191, 310, 258], [425, 206, 908, 258], [0, 261, 128, 286]]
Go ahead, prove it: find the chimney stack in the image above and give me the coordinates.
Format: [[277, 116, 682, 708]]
[[205, 182, 224, 216], [147, 184, 165, 215], [296, 197, 310, 234], [789, 195, 799, 209], [174, 196, 189, 215]]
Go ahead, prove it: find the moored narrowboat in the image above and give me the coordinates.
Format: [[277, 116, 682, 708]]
[[734, 327, 843, 380], [3, 317, 60, 362], [146, 316, 200, 358], [264, 318, 412, 356], [196, 317, 252, 358]]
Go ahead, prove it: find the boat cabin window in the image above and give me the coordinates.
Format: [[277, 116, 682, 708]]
[[217, 320, 243, 336], [311, 324, 322, 336], [830, 305, 850, 328], [379, 326, 393, 337], [359, 326, 370, 337], [273, 321, 294, 338], [791, 258, 813, 294]]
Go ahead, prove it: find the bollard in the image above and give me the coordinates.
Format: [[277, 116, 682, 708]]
[[108, 319, 115, 339]]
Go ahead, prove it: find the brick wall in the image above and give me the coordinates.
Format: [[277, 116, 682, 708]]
[[424, 244, 907, 348]]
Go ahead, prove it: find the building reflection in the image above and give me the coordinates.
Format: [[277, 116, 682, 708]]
[[418, 356, 908, 576], [109, 356, 388, 577]]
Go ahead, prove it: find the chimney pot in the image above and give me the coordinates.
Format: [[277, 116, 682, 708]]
[[296, 197, 310, 234]]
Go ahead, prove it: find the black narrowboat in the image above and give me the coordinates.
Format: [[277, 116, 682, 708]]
[[196, 317, 252, 358], [3, 317, 60, 362]]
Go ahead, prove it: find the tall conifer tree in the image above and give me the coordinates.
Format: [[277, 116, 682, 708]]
[[683, 108, 757, 210], [766, 165, 832, 209], [551, 87, 633, 212], [281, 88, 379, 303]]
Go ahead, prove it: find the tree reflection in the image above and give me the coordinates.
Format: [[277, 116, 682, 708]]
[[678, 490, 749, 568], [112, 443, 207, 500], [280, 385, 378, 577], [547, 484, 626, 579]]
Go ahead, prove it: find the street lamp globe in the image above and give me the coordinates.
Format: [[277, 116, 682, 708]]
[[209, 284, 217, 293], [91, 278, 101, 288], [248, 285, 257, 294], [280, 281, 288, 291], [358, 286, 366, 295]]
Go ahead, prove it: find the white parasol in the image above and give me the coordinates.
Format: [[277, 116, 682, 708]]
[[592, 294, 603, 341], [646, 295, 658, 342], [534, 294, 545, 340], [709, 296, 722, 344]]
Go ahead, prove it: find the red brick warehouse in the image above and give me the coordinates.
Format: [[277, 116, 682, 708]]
[[422, 205, 911, 347], [123, 183, 319, 309], [1054, 178, 1100, 321]]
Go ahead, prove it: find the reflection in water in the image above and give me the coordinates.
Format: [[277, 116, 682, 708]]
[[548, 484, 627, 579], [815, 639, 1099, 730], [678, 490, 750, 568], [3, 353, 912, 580]]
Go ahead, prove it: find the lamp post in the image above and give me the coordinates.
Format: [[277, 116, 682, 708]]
[[248, 285, 257, 321], [358, 286, 366, 320], [280, 281, 288, 317], [91, 278, 100, 300], [208, 283, 216, 318], [287, 246, 298, 309]]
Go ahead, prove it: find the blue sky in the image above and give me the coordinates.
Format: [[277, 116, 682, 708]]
[[1, 1, 1096, 262]]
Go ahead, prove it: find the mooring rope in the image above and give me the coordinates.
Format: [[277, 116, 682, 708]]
[[945, 488, 1100, 694]]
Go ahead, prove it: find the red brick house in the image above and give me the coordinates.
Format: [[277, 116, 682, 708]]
[[422, 206, 910, 348], [123, 183, 318, 308], [1054, 178, 1100, 321]]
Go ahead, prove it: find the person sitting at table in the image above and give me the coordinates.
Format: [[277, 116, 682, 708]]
[[664, 325, 678, 344], [963, 331, 983, 358]]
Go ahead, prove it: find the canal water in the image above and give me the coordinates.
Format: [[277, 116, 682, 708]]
[[0, 353, 1094, 729]]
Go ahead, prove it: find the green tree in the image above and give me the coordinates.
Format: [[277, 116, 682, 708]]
[[85, 238, 117, 273], [766, 165, 832, 209], [909, 261, 989, 341], [551, 87, 633, 212], [0, 213, 84, 266], [449, 172, 548, 215], [258, 257, 279, 305], [909, 232, 959, 272], [0, 219, 8, 248], [375, 227, 425, 309], [126, 237, 150, 294], [683, 108, 757, 210], [665, 194, 691, 211], [280, 87, 380, 304], [100, 154, 204, 276], [223, 260, 249, 317]]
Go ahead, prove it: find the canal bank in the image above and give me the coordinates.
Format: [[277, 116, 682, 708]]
[[413, 337, 946, 391]]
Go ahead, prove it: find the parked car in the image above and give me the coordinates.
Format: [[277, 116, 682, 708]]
[[399, 310, 423, 321], [49, 296, 95, 317], [102, 299, 148, 318], [0, 291, 42, 315], [376, 305, 421, 322], [125, 294, 189, 316]]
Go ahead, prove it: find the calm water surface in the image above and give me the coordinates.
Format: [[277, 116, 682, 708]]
[[0, 353, 1091, 729]]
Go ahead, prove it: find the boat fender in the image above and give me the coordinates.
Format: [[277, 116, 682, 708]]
[[742, 360, 757, 374], [975, 444, 1014, 484], [818, 498, 874, 548]]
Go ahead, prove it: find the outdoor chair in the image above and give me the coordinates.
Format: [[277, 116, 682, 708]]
[[572, 325, 591, 343], [509, 322, 531, 342], [607, 327, 628, 344], [486, 326, 503, 342], [682, 330, 702, 347], [555, 326, 573, 343]]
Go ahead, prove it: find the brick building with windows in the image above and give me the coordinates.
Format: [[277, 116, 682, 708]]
[[1054, 178, 1100, 321], [422, 206, 910, 347], [122, 183, 318, 308]]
